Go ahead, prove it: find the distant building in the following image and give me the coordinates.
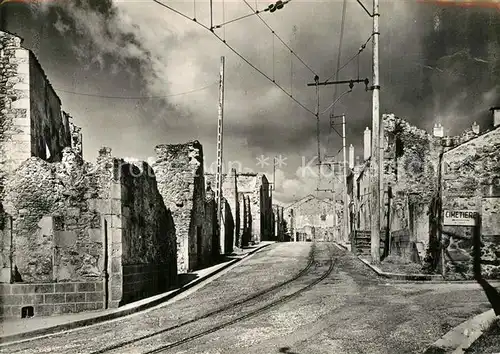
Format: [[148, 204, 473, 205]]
[[284, 195, 337, 242]]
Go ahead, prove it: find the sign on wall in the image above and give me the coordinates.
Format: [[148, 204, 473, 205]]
[[443, 210, 478, 227]]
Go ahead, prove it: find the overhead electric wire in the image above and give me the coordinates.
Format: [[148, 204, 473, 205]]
[[241, 0, 318, 77], [324, 33, 373, 84], [152, 0, 316, 117], [53, 82, 218, 99]]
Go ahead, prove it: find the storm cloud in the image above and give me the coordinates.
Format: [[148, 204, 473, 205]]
[[1, 0, 499, 203]]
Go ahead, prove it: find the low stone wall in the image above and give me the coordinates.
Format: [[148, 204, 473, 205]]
[[0, 281, 104, 319], [121, 264, 172, 305]]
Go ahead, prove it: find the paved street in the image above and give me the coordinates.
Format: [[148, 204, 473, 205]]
[[1, 242, 495, 354]]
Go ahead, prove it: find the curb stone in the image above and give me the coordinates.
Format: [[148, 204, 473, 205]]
[[356, 256, 444, 281], [423, 309, 499, 354], [0, 243, 271, 345], [334, 242, 443, 281]]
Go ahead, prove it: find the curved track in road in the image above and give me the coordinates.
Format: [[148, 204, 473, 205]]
[[90, 243, 320, 354], [144, 243, 336, 353]]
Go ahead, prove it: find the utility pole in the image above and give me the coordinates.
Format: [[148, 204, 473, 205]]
[[342, 114, 349, 244], [370, 0, 381, 264], [216, 56, 225, 255]]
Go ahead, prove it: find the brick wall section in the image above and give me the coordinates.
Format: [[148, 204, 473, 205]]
[[0, 281, 104, 319], [153, 141, 207, 273], [442, 127, 500, 279]]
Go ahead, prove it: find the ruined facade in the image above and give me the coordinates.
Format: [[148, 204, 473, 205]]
[[0, 31, 177, 319], [350, 110, 500, 279], [205, 170, 239, 253], [285, 195, 335, 242], [236, 173, 272, 244], [441, 118, 500, 279], [152, 141, 210, 273], [273, 204, 286, 242], [205, 171, 273, 249], [0, 148, 178, 318], [350, 114, 438, 259], [0, 31, 80, 195]]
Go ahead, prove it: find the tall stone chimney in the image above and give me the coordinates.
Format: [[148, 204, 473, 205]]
[[363, 127, 371, 161], [348, 144, 355, 169], [491, 107, 500, 127], [433, 123, 444, 137], [472, 121, 480, 135]]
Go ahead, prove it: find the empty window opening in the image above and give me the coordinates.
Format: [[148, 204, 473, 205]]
[[21, 306, 34, 318], [45, 142, 51, 160]]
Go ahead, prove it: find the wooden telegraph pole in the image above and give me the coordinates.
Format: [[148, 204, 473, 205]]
[[370, 0, 381, 264], [216, 56, 225, 255]]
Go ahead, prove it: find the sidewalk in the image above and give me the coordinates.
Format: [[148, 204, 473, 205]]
[[0, 242, 273, 344]]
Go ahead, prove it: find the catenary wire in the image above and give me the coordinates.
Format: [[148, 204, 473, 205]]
[[241, 0, 318, 77], [152, 0, 316, 117], [324, 33, 373, 84], [53, 82, 218, 99]]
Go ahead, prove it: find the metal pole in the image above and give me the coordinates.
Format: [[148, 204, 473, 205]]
[[315, 76, 321, 181], [370, 0, 381, 264], [342, 115, 349, 245], [216, 56, 225, 254]]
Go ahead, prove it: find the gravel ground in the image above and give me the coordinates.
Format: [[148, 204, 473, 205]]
[[465, 318, 500, 353], [2, 242, 313, 354], [1, 242, 495, 354], [379, 255, 425, 274]]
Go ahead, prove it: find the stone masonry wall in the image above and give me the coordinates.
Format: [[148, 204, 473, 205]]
[[442, 127, 500, 279], [29, 51, 70, 163], [118, 160, 177, 304], [2, 150, 103, 284], [153, 141, 207, 273], [0, 31, 32, 194], [236, 173, 262, 243], [205, 170, 239, 253], [0, 31, 75, 197], [1, 281, 104, 319]]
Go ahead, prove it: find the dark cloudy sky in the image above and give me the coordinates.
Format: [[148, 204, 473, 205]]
[[1, 0, 499, 203]]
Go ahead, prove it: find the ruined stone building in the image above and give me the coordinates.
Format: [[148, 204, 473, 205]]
[[440, 107, 500, 279], [272, 204, 286, 242], [0, 31, 178, 319], [349, 109, 500, 279], [152, 141, 214, 273], [205, 170, 274, 250], [284, 195, 336, 242], [233, 173, 273, 245]]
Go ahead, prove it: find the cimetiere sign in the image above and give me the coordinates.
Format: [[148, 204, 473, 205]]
[[443, 210, 478, 226]]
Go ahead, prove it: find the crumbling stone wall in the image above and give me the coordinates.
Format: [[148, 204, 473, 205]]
[[153, 141, 207, 273], [205, 171, 239, 253], [0, 31, 32, 188], [260, 175, 273, 241], [117, 160, 177, 304], [0, 31, 75, 197], [204, 183, 218, 261], [383, 114, 437, 251], [237, 173, 268, 243], [29, 51, 70, 163], [2, 150, 102, 283], [442, 127, 500, 279]]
